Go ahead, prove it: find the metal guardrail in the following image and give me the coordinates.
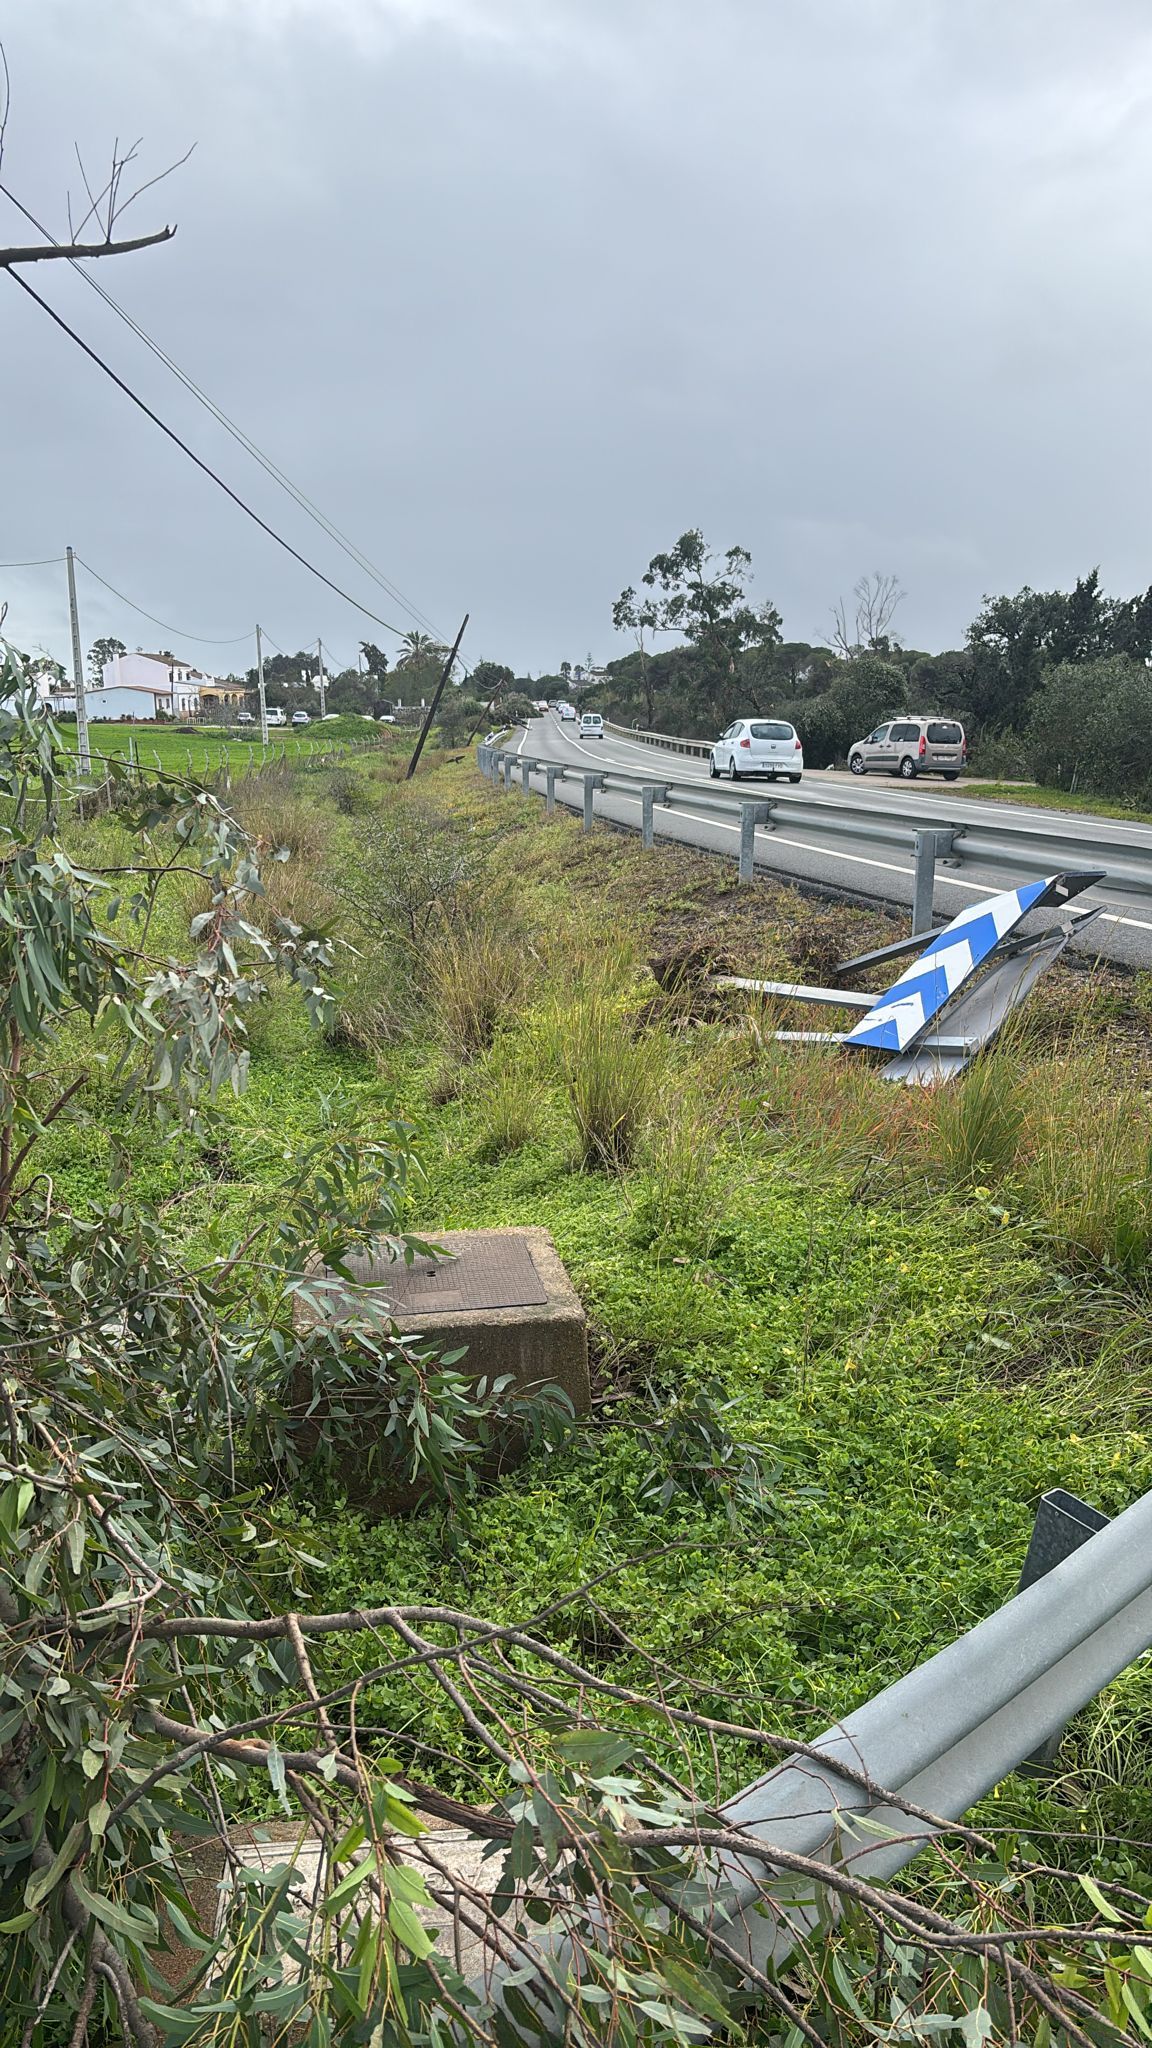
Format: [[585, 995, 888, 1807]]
[[466, 1480, 1152, 2019], [477, 742, 1152, 926], [603, 718, 713, 760]]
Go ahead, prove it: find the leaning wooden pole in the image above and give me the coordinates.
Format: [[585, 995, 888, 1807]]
[[404, 615, 468, 779]]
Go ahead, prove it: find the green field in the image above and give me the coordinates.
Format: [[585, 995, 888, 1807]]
[[60, 713, 391, 780]]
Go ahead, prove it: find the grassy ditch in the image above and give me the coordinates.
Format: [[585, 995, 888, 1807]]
[[44, 749, 1152, 1871]]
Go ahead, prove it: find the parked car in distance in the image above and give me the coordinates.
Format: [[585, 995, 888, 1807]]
[[579, 712, 604, 739], [710, 718, 803, 782], [265, 707, 287, 727], [290, 709, 311, 726], [558, 703, 576, 722], [848, 716, 966, 781], [236, 710, 255, 725]]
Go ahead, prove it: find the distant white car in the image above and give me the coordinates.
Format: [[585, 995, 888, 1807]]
[[710, 717, 803, 783], [291, 709, 311, 727], [266, 707, 287, 728], [236, 710, 255, 725], [579, 712, 604, 739], [558, 704, 576, 722]]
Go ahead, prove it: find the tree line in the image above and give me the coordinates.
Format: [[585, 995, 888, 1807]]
[[591, 533, 1152, 801]]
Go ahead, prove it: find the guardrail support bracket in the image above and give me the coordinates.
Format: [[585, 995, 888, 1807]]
[[545, 764, 560, 815]]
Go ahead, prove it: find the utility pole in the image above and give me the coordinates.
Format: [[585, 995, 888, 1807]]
[[65, 545, 91, 774], [405, 615, 468, 780], [316, 638, 327, 718], [255, 623, 269, 747]]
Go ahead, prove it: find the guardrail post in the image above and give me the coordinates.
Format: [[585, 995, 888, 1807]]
[[582, 772, 604, 834], [501, 754, 513, 791], [640, 783, 671, 849], [520, 756, 535, 793], [545, 764, 559, 815], [739, 802, 771, 883], [912, 829, 956, 931]]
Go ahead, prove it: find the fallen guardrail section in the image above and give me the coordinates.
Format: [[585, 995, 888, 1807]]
[[467, 1481, 1152, 2025], [476, 741, 1152, 929]]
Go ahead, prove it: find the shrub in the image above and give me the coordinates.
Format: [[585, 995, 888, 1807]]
[[338, 794, 485, 955], [1026, 655, 1152, 800], [326, 762, 373, 814]]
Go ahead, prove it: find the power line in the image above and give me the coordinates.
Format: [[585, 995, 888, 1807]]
[[0, 179, 453, 650], [75, 556, 253, 647], [0, 555, 64, 568], [6, 269, 409, 640]]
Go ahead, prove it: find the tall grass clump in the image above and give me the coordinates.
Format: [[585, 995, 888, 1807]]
[[1024, 1057, 1152, 1277], [919, 1045, 1027, 1185], [472, 1042, 546, 1160], [423, 916, 529, 1059], [545, 952, 668, 1171], [629, 1091, 736, 1254]]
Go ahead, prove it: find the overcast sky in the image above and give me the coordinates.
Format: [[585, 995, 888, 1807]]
[[2, 0, 1151, 680]]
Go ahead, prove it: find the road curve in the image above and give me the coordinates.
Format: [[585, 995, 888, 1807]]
[[507, 715, 1152, 969]]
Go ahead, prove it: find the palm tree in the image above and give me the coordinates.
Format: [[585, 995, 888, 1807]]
[[396, 630, 448, 669]]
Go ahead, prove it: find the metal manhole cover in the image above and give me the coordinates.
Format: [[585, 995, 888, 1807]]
[[357, 1233, 548, 1314]]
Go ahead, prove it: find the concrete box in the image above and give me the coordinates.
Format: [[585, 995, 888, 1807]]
[[291, 1227, 589, 1507]]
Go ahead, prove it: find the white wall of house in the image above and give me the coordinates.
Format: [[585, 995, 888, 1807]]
[[47, 684, 173, 720], [103, 652, 206, 716]]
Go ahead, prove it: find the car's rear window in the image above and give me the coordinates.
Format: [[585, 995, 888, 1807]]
[[749, 722, 794, 740], [927, 722, 963, 744]]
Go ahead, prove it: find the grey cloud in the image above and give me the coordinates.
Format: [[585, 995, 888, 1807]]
[[3, 0, 1152, 676]]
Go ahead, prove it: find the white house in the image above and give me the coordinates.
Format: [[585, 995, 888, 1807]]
[[48, 652, 242, 721]]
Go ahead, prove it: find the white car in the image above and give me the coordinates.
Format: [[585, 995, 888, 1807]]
[[266, 707, 287, 728], [236, 710, 255, 725], [291, 709, 311, 727], [558, 704, 576, 722], [579, 712, 603, 739], [710, 718, 803, 783]]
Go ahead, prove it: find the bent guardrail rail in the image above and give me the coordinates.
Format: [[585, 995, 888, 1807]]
[[476, 743, 1152, 925], [465, 1481, 1152, 2024]]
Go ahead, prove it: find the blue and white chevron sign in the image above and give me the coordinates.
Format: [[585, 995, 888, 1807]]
[[843, 878, 1054, 1054]]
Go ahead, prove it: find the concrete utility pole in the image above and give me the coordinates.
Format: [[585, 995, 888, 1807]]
[[65, 545, 91, 774], [316, 638, 326, 718], [255, 623, 269, 746]]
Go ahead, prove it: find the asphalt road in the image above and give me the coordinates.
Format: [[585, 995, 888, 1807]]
[[508, 715, 1152, 969]]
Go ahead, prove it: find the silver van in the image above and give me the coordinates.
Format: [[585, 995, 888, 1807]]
[[848, 716, 966, 781]]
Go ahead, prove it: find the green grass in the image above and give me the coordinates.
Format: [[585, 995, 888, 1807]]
[[60, 715, 390, 781], [40, 750, 1152, 1871], [958, 780, 1152, 823]]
